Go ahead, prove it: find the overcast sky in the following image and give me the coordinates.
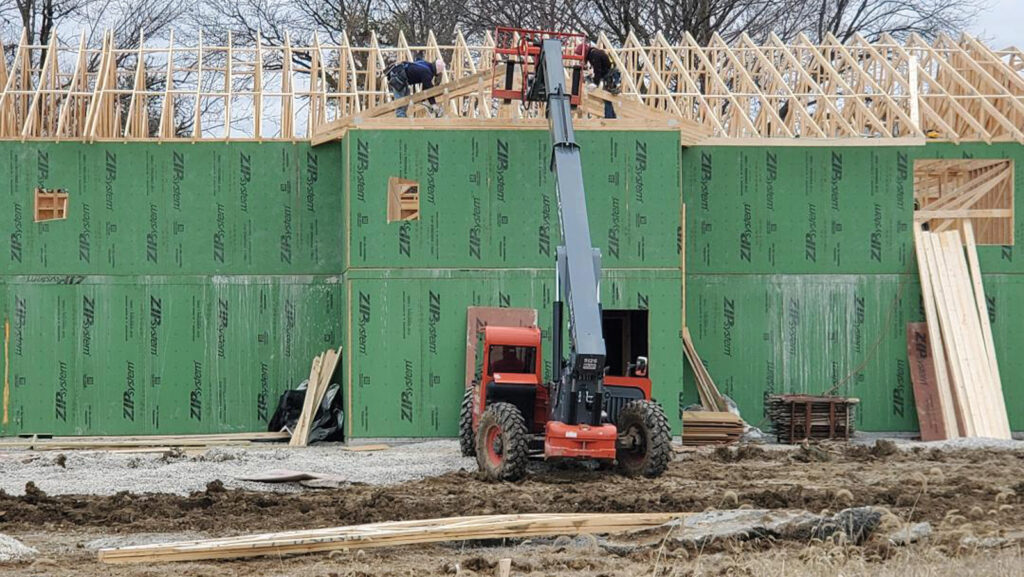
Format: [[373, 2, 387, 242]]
[[973, 0, 1022, 48]]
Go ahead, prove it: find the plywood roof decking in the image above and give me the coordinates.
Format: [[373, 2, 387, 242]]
[[0, 28, 1021, 142]]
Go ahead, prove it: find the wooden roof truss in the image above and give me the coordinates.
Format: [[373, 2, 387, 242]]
[[914, 158, 1015, 245], [0, 29, 1020, 141]]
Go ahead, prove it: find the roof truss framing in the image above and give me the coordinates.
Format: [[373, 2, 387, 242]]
[[0, 29, 1020, 141]]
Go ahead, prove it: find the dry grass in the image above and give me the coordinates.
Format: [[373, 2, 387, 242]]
[[674, 546, 1024, 577]]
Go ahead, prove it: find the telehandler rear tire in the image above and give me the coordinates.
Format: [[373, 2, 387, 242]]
[[616, 400, 672, 478], [458, 387, 476, 457], [475, 402, 528, 481]]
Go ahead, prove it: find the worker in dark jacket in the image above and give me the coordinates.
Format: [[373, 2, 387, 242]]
[[386, 57, 447, 117], [575, 44, 621, 118]]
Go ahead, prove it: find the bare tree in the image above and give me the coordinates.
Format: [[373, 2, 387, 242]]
[[562, 0, 985, 45], [377, 0, 469, 44], [9, 0, 95, 45], [784, 0, 988, 43], [1, 0, 97, 66], [463, 0, 578, 36], [568, 0, 778, 44]]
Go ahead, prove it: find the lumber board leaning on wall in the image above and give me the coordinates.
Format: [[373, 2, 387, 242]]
[[913, 224, 1011, 440]]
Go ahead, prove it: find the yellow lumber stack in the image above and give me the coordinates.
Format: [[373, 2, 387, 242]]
[[681, 411, 743, 446], [913, 222, 1010, 439]]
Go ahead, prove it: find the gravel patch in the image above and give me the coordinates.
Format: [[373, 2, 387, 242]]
[[0, 440, 474, 496], [852, 432, 1024, 451], [2, 434, 1021, 497], [0, 534, 37, 563]]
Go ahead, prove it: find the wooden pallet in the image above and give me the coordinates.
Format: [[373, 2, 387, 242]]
[[765, 395, 859, 444]]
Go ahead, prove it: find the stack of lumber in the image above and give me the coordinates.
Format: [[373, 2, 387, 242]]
[[0, 432, 289, 451], [98, 512, 689, 563], [912, 222, 1011, 439], [681, 411, 743, 446], [765, 395, 859, 444], [682, 327, 728, 412], [289, 346, 342, 447]]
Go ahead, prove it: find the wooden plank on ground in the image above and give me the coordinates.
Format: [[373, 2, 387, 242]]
[[98, 512, 691, 564], [906, 323, 948, 441], [237, 470, 322, 483], [341, 443, 390, 452], [0, 432, 291, 450]]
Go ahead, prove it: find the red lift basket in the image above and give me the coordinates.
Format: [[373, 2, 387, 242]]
[[492, 27, 587, 105]]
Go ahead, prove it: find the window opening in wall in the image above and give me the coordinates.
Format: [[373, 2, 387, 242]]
[[914, 159, 1013, 245], [34, 188, 69, 222], [387, 177, 420, 222]]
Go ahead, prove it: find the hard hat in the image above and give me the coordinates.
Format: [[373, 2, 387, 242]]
[[434, 58, 446, 75]]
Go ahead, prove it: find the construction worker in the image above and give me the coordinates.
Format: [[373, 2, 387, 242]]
[[385, 56, 446, 118], [576, 44, 621, 119]]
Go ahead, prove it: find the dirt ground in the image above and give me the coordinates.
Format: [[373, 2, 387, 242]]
[[1, 442, 1022, 576]]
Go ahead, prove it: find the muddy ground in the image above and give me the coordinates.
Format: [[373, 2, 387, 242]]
[[1, 442, 1022, 576]]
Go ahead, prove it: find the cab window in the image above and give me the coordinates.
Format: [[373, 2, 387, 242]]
[[488, 345, 536, 375]]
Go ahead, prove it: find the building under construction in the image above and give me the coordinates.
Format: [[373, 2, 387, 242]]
[[1, 29, 1022, 440]]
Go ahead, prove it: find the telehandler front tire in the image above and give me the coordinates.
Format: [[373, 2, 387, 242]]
[[616, 400, 672, 478], [475, 402, 528, 481]]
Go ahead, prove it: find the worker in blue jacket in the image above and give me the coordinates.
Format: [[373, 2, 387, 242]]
[[386, 57, 447, 117]]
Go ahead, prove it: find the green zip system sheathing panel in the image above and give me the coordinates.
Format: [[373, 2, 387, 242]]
[[686, 273, 1024, 431], [342, 269, 684, 439], [0, 276, 343, 436], [5, 133, 1024, 439], [3, 141, 344, 275], [1, 139, 346, 437], [684, 143, 1024, 275], [683, 142, 1024, 433], [344, 130, 682, 269]]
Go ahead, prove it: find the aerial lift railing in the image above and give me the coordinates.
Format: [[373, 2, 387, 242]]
[[491, 27, 586, 106]]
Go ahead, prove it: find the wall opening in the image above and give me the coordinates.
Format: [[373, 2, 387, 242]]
[[387, 177, 420, 222], [601, 309, 649, 377], [34, 188, 69, 222], [914, 159, 1014, 245]]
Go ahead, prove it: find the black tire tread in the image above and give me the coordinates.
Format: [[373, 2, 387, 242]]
[[458, 387, 476, 457], [475, 402, 529, 482], [617, 400, 672, 478]]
